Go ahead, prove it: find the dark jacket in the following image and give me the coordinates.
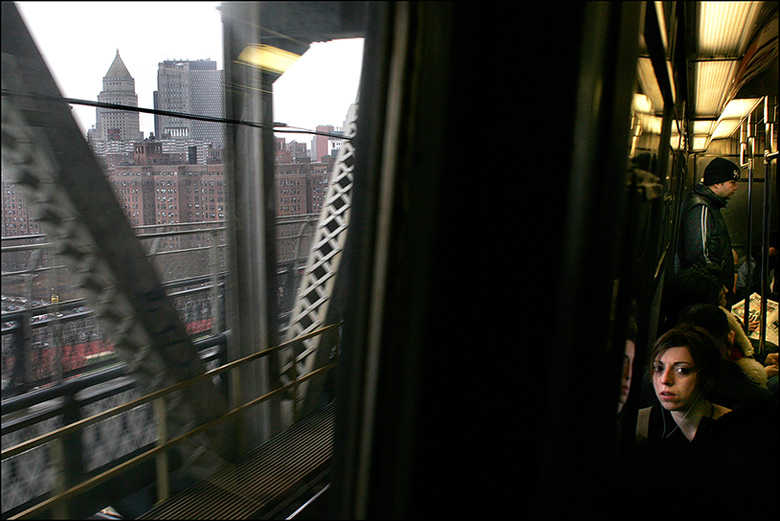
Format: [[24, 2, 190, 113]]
[[628, 404, 779, 520], [677, 184, 734, 290]]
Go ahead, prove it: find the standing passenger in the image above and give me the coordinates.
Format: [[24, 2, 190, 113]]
[[736, 231, 779, 302], [676, 157, 741, 301]]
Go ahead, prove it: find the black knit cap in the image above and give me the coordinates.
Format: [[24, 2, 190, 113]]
[[703, 157, 740, 185]]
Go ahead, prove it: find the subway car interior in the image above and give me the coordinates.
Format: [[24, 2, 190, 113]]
[[1, 1, 778, 519]]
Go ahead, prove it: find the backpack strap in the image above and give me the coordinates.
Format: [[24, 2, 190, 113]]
[[636, 406, 653, 441]]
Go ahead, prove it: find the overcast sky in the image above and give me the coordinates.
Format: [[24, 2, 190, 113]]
[[14, 1, 363, 142]]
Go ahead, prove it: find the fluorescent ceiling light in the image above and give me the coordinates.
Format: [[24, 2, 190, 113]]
[[694, 60, 740, 116], [638, 114, 663, 134], [711, 118, 742, 139], [708, 98, 762, 139], [699, 1, 761, 57], [237, 44, 300, 74], [633, 93, 653, 114], [691, 3, 764, 145], [692, 135, 711, 152], [693, 120, 716, 135], [719, 97, 762, 119], [637, 58, 665, 114]]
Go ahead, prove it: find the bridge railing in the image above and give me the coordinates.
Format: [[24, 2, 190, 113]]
[[1, 323, 339, 519], [1, 217, 319, 396], [2, 216, 320, 517], [1, 222, 229, 395], [1, 334, 227, 518]]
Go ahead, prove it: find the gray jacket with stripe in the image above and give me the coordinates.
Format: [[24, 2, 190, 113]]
[[676, 183, 734, 291]]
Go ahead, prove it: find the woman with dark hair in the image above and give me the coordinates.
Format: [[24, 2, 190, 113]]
[[626, 324, 778, 520], [636, 324, 729, 441]]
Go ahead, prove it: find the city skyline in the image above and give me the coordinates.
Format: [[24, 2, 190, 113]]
[[15, 2, 363, 143], [154, 58, 225, 147], [95, 50, 142, 142]]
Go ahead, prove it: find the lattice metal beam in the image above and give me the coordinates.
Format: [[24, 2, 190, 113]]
[[280, 102, 357, 424]]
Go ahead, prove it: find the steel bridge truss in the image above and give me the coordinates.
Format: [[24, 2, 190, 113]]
[[279, 103, 357, 425]]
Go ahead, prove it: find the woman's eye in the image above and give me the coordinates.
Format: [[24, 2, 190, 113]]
[[675, 367, 691, 375], [652, 365, 663, 373]]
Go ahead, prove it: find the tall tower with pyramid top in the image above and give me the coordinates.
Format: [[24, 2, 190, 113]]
[[95, 50, 141, 142]]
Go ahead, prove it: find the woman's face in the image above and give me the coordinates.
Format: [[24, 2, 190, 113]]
[[617, 340, 635, 413], [652, 346, 701, 412]]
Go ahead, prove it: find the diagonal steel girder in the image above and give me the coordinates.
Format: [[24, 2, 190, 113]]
[[279, 101, 357, 425], [1, 2, 232, 480]]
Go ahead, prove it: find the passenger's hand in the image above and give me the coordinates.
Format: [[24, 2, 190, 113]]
[[747, 318, 760, 333], [765, 353, 779, 379]]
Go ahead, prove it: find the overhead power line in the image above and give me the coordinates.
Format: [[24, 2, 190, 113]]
[[1, 89, 352, 140]]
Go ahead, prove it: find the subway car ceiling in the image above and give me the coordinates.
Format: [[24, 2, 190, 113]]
[[635, 1, 777, 152]]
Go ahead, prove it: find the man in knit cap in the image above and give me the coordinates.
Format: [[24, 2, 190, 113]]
[[676, 157, 741, 300]]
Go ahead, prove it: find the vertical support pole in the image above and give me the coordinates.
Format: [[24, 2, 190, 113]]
[[16, 309, 32, 392], [743, 116, 754, 331], [23, 249, 41, 388], [758, 95, 776, 354], [51, 265, 63, 384], [154, 397, 170, 504], [222, 1, 280, 443], [50, 437, 69, 519], [60, 388, 83, 506], [209, 229, 221, 335], [230, 366, 246, 456], [293, 370, 300, 423]]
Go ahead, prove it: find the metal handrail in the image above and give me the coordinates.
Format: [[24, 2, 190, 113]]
[[1, 333, 226, 416], [1, 217, 318, 254], [2, 276, 223, 323], [1, 274, 226, 395], [1, 213, 313, 393], [2, 322, 340, 519]]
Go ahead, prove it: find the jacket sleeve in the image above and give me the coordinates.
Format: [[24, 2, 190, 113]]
[[681, 204, 719, 268]]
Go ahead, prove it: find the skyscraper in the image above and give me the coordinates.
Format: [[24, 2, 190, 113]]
[[311, 125, 335, 162], [154, 59, 224, 148], [95, 50, 141, 142]]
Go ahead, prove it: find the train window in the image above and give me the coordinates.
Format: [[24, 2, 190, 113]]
[[4, 1, 367, 518], [220, 2, 367, 437]]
